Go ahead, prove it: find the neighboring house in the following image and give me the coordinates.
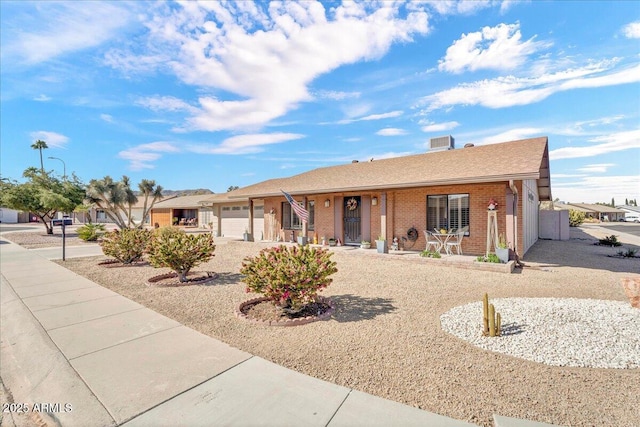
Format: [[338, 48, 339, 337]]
[[150, 193, 264, 238], [91, 196, 173, 226], [228, 136, 552, 257], [0, 207, 19, 223], [556, 203, 626, 221], [617, 205, 640, 218]]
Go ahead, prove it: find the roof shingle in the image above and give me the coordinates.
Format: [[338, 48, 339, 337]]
[[230, 137, 550, 200]]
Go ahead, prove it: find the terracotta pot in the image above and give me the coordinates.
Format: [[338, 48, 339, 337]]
[[621, 277, 640, 309]]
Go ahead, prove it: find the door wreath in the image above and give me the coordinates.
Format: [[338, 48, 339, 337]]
[[346, 197, 358, 210]]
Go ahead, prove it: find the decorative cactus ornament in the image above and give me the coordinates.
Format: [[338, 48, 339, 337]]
[[482, 293, 502, 337]]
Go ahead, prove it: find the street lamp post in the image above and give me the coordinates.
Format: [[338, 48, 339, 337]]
[[48, 156, 66, 179]]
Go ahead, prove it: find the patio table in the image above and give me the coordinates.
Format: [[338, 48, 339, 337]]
[[431, 231, 455, 254]]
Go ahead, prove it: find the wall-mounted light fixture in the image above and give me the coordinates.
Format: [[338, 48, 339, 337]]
[[325, 199, 330, 208], [372, 197, 378, 206]]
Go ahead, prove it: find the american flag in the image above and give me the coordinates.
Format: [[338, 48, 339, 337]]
[[281, 190, 309, 223]]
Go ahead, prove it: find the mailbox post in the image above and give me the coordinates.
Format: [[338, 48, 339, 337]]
[[52, 217, 72, 260]]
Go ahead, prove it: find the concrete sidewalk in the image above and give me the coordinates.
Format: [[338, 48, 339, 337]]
[[0, 240, 477, 427]]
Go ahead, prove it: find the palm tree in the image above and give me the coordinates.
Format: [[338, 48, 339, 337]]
[[31, 140, 48, 173], [138, 179, 163, 228]]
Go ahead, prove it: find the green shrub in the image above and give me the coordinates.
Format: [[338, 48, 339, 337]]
[[100, 228, 152, 264], [476, 254, 501, 263], [420, 250, 441, 258], [240, 245, 338, 312], [146, 228, 215, 282], [599, 235, 622, 247], [77, 223, 106, 241], [568, 210, 585, 227], [616, 248, 638, 258]]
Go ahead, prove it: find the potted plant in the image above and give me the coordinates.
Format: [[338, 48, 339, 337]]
[[360, 240, 371, 249], [328, 238, 336, 246], [495, 233, 509, 263], [375, 235, 388, 254]]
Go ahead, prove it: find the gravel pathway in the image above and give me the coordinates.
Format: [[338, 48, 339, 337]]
[[3, 228, 640, 426]]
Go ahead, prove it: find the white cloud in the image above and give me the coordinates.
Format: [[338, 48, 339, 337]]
[[552, 175, 640, 204], [549, 129, 640, 160], [33, 94, 51, 102], [118, 141, 181, 171], [418, 61, 640, 112], [576, 163, 616, 173], [376, 128, 408, 136], [416, 0, 494, 16], [622, 21, 640, 39], [100, 114, 114, 123], [475, 128, 545, 145], [420, 121, 460, 133], [107, 2, 428, 131], [136, 96, 199, 114], [315, 90, 361, 100], [439, 23, 549, 73], [337, 110, 404, 124], [1, 2, 134, 67], [29, 131, 69, 148], [187, 133, 305, 155]]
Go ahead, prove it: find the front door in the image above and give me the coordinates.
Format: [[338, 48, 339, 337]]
[[343, 196, 361, 245]]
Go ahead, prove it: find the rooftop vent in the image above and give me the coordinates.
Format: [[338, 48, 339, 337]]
[[429, 135, 455, 151], [352, 160, 359, 163], [464, 143, 475, 148]]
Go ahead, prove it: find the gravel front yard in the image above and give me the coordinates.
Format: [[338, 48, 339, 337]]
[[28, 230, 638, 427]]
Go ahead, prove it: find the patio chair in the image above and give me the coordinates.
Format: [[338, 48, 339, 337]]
[[445, 230, 465, 255], [424, 230, 442, 252]]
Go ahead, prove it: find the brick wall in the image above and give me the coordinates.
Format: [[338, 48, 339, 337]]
[[260, 182, 530, 256]]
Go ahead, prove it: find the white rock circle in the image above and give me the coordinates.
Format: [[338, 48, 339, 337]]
[[440, 298, 640, 369]]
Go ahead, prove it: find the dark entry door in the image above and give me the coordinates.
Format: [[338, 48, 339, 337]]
[[343, 196, 361, 245]]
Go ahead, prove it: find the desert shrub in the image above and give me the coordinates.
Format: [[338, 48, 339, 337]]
[[77, 223, 106, 241], [146, 228, 215, 282], [599, 235, 622, 247], [476, 254, 501, 263], [100, 228, 152, 264], [616, 248, 638, 258], [240, 245, 338, 312], [568, 210, 585, 227], [420, 250, 441, 258]]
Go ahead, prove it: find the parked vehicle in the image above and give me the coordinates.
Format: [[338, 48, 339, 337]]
[[623, 214, 640, 223]]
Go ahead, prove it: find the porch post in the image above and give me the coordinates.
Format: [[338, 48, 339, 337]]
[[302, 196, 308, 238], [248, 198, 255, 241], [380, 192, 387, 239], [216, 204, 222, 237]]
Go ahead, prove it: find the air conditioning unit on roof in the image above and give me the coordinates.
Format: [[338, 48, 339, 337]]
[[429, 135, 455, 151]]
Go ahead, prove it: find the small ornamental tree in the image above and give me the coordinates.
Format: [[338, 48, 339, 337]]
[[100, 228, 152, 264], [146, 227, 216, 282], [77, 223, 106, 241], [240, 245, 338, 312]]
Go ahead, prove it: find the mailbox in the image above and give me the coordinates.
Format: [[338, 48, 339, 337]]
[[52, 218, 72, 226]]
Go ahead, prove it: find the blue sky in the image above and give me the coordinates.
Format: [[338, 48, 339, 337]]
[[1, 1, 638, 203]]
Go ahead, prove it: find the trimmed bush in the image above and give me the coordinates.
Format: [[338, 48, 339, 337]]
[[146, 227, 215, 282], [599, 235, 622, 247], [240, 245, 338, 312], [77, 223, 106, 241], [100, 228, 152, 264], [569, 210, 585, 227]]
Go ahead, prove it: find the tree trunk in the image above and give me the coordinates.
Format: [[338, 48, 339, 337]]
[[178, 270, 189, 283]]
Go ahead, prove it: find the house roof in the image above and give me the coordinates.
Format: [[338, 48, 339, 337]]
[[153, 194, 219, 208], [556, 203, 626, 213], [617, 205, 640, 214], [229, 137, 551, 200], [152, 193, 250, 208]]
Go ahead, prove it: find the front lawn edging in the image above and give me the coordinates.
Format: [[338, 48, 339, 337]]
[[235, 296, 335, 326]]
